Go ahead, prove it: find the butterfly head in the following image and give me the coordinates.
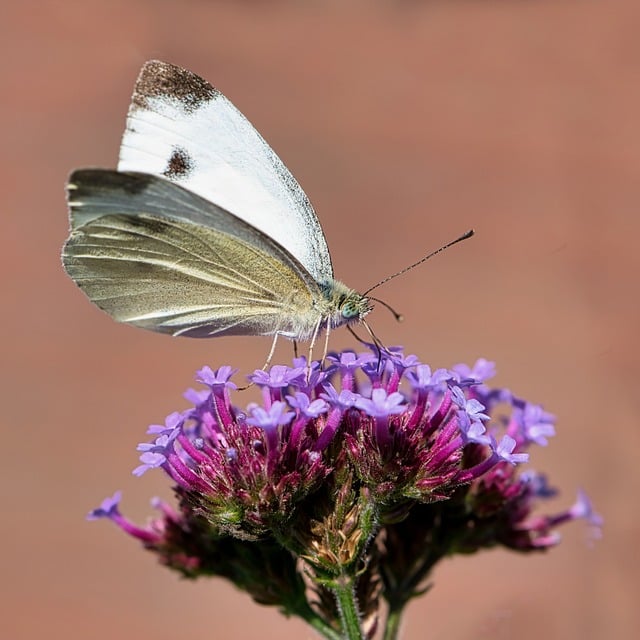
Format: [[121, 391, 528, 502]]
[[321, 280, 372, 330]]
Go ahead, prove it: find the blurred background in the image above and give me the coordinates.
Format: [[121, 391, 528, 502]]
[[2, 1, 638, 638]]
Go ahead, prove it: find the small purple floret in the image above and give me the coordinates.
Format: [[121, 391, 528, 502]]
[[287, 392, 329, 418], [495, 435, 530, 465], [88, 491, 122, 520], [326, 350, 375, 371], [458, 411, 491, 446], [515, 402, 556, 446], [250, 365, 306, 389], [196, 365, 238, 389], [321, 385, 363, 410], [453, 358, 496, 384], [405, 364, 451, 391], [146, 411, 183, 436], [355, 388, 406, 418], [247, 401, 295, 430]]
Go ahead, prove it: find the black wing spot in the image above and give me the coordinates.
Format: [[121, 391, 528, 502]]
[[164, 146, 193, 179]]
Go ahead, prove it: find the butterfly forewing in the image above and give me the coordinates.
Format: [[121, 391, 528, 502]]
[[63, 170, 323, 338], [117, 60, 334, 285]]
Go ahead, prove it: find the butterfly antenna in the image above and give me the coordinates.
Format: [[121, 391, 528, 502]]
[[363, 229, 474, 295], [368, 296, 404, 322]]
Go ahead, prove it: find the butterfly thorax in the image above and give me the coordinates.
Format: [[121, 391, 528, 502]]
[[274, 280, 370, 341]]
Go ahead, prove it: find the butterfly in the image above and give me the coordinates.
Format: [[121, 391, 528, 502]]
[[62, 60, 472, 362]]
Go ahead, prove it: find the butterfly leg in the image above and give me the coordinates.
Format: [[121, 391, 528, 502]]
[[306, 318, 325, 381], [262, 332, 281, 370], [321, 321, 331, 365], [237, 333, 281, 391]]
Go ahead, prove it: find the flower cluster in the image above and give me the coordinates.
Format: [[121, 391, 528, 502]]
[[90, 349, 600, 639]]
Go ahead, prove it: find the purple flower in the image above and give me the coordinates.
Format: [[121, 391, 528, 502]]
[[87, 491, 122, 520], [290, 359, 329, 393], [386, 349, 421, 370], [513, 402, 556, 446], [520, 471, 558, 499], [286, 392, 329, 418], [249, 365, 305, 389], [133, 451, 168, 476], [355, 388, 406, 418], [326, 350, 375, 391], [569, 489, 601, 524], [383, 348, 421, 388], [451, 386, 490, 421], [88, 492, 163, 544], [147, 411, 183, 436], [452, 358, 496, 384], [405, 364, 451, 392], [247, 401, 295, 430], [134, 428, 179, 477], [495, 435, 530, 465], [457, 411, 491, 446], [183, 388, 210, 406], [321, 385, 363, 410], [547, 489, 603, 537], [89, 347, 598, 634], [326, 350, 375, 371], [250, 365, 307, 406], [196, 365, 237, 389]]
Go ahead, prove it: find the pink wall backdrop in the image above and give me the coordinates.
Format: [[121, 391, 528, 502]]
[[2, 2, 637, 639]]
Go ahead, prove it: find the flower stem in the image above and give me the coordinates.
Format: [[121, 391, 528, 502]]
[[286, 594, 344, 640], [331, 574, 365, 640], [383, 606, 404, 640], [303, 613, 344, 640]]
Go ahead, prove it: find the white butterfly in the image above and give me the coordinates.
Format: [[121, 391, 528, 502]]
[[63, 60, 472, 361], [63, 61, 372, 359]]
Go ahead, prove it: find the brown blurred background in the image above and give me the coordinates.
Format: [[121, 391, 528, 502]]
[[2, 1, 638, 638]]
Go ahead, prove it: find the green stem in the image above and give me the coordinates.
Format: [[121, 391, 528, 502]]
[[383, 606, 404, 640], [331, 574, 365, 640], [283, 587, 343, 640], [302, 613, 343, 640]]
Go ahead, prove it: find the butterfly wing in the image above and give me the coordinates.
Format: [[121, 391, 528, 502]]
[[117, 60, 333, 285], [62, 170, 323, 339]]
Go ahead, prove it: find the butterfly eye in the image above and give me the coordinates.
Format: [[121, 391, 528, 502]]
[[341, 299, 364, 320], [341, 304, 359, 319]]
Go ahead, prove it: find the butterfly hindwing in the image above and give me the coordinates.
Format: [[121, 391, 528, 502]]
[[63, 170, 323, 338]]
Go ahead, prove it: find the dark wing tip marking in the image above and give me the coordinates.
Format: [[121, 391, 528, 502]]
[[132, 60, 219, 113], [163, 146, 193, 179]]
